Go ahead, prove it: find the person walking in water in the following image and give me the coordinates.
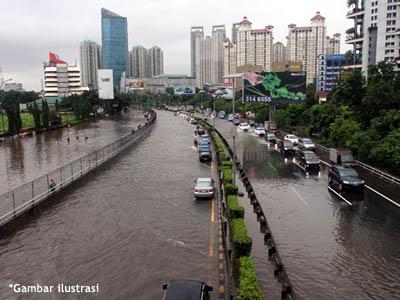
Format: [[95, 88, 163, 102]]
[[85, 136, 88, 142], [67, 137, 70, 144]]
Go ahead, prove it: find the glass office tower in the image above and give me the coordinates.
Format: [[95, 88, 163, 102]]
[[101, 8, 128, 88]]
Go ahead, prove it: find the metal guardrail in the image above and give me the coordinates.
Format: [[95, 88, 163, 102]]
[[0, 111, 157, 227], [315, 144, 400, 186], [201, 119, 296, 300]]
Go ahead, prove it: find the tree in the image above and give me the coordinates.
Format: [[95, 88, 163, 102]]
[[41, 99, 50, 128], [371, 129, 400, 175], [304, 83, 317, 108], [32, 100, 41, 132], [2, 91, 22, 135], [331, 68, 365, 109], [347, 0, 358, 8], [345, 27, 356, 35]]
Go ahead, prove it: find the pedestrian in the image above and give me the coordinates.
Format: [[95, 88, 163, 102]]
[[337, 154, 342, 165], [85, 136, 88, 142], [67, 137, 70, 144], [76, 136, 79, 140], [49, 179, 56, 192]]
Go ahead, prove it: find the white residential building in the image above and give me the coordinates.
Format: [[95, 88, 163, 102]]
[[273, 42, 287, 62], [149, 46, 164, 77], [224, 17, 274, 76], [346, 0, 400, 72], [79, 39, 101, 89]]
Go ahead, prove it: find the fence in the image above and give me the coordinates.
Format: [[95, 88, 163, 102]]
[[0, 111, 157, 227]]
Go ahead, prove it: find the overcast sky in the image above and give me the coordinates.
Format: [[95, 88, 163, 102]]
[[0, 0, 352, 91]]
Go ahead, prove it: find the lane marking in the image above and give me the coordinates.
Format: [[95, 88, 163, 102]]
[[327, 186, 353, 206], [290, 186, 308, 206], [365, 185, 400, 208]]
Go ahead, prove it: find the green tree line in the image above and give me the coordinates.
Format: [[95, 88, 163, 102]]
[[273, 61, 400, 175]]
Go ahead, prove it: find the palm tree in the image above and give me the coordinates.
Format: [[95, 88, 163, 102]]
[[346, 27, 356, 35], [347, 0, 358, 8]]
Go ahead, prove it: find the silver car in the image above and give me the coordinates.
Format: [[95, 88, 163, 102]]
[[192, 177, 214, 199]]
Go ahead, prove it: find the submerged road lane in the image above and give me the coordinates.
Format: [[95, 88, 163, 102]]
[[213, 117, 400, 300], [0, 110, 145, 193], [0, 110, 219, 299]]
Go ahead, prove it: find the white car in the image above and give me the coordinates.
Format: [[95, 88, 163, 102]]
[[254, 126, 266, 136], [298, 138, 316, 151], [192, 177, 214, 199], [284, 134, 299, 145], [238, 122, 251, 132]]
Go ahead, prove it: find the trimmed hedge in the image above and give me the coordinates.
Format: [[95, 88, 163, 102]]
[[237, 257, 264, 300], [222, 168, 233, 184], [221, 159, 232, 168], [227, 195, 244, 219], [224, 183, 238, 195], [231, 219, 252, 258]]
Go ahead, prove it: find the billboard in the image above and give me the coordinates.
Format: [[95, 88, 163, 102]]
[[209, 86, 234, 100], [128, 80, 144, 90], [243, 71, 306, 104], [174, 85, 195, 96], [98, 69, 114, 100]]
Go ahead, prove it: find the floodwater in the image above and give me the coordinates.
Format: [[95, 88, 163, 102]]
[[0, 111, 219, 299], [214, 117, 400, 300], [0, 110, 145, 193]]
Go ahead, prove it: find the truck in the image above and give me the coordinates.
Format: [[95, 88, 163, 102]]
[[329, 148, 355, 167], [265, 121, 277, 133]]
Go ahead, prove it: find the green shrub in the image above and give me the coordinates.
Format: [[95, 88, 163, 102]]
[[237, 257, 263, 300], [222, 168, 233, 184], [221, 159, 232, 168], [231, 219, 252, 258], [218, 151, 227, 162], [224, 184, 238, 195], [227, 195, 244, 219]]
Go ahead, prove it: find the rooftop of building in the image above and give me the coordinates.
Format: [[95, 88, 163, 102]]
[[101, 8, 125, 19]]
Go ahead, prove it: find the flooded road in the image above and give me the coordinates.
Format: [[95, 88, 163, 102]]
[[0, 110, 145, 193], [213, 117, 400, 300], [0, 111, 219, 299]]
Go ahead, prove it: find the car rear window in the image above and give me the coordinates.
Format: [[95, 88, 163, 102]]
[[197, 181, 211, 187]]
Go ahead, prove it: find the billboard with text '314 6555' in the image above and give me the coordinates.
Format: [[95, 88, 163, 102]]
[[243, 71, 306, 104]]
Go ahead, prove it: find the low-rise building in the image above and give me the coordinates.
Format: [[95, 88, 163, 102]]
[[316, 53, 346, 93], [44, 52, 89, 99]]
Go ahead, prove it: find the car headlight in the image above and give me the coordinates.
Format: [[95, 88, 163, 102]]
[[343, 181, 350, 184], [360, 180, 365, 184]]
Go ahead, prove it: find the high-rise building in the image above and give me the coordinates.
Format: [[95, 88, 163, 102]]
[[231, 22, 240, 43], [44, 52, 89, 98], [101, 8, 128, 87], [273, 42, 287, 62], [149, 46, 164, 77], [129, 45, 164, 78], [326, 33, 341, 54], [196, 25, 226, 87], [286, 12, 339, 84], [190, 27, 204, 78], [224, 17, 274, 76], [346, 0, 400, 72], [80, 39, 101, 89]]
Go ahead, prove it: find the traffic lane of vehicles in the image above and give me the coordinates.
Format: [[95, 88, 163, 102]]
[[213, 116, 400, 299], [316, 148, 400, 207]]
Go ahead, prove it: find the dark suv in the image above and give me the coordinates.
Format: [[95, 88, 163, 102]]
[[163, 280, 212, 300], [328, 166, 365, 192], [295, 149, 320, 173]]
